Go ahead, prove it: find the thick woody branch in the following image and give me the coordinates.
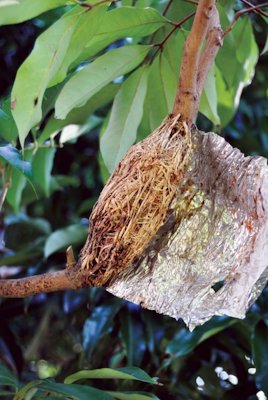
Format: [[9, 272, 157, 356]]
[[196, 6, 223, 99], [173, 0, 222, 124], [0, 270, 81, 298], [0, 247, 87, 298]]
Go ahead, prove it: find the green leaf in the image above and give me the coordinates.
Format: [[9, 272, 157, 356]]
[[0, 98, 18, 142], [59, 115, 102, 144], [44, 224, 88, 258], [4, 216, 51, 251], [107, 392, 160, 400], [162, 28, 185, 77], [215, 17, 258, 126], [199, 64, 220, 126], [6, 149, 33, 212], [82, 301, 122, 357], [0, 145, 32, 180], [79, 6, 166, 60], [0, 363, 19, 390], [165, 317, 237, 366], [55, 45, 151, 119], [138, 51, 178, 139], [50, 5, 107, 87], [120, 312, 146, 367], [17, 380, 114, 400], [261, 35, 268, 55], [38, 83, 119, 144], [32, 147, 56, 196], [100, 66, 149, 173], [0, 247, 42, 266], [65, 367, 158, 385], [11, 7, 84, 146], [252, 320, 268, 395], [15, 380, 41, 400], [6, 169, 27, 213], [0, 0, 67, 26]]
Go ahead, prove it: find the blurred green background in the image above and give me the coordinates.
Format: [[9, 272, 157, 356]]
[[0, 1, 268, 399]]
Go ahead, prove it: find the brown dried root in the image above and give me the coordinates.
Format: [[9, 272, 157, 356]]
[[79, 114, 192, 286]]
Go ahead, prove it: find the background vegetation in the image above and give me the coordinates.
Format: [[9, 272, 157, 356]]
[[0, 0, 267, 399]]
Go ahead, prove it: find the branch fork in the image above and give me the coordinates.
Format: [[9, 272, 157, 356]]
[[173, 0, 223, 124], [0, 0, 224, 298]]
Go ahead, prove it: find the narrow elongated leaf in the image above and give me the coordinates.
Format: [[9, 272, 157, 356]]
[[252, 320, 268, 395], [107, 392, 160, 400], [17, 380, 114, 400], [78, 6, 166, 60], [44, 224, 88, 258], [65, 367, 158, 385], [199, 64, 220, 125], [6, 169, 27, 213], [165, 317, 236, 366], [0, 98, 18, 142], [0, 247, 42, 266], [32, 147, 56, 196], [50, 5, 107, 86], [38, 83, 119, 144], [59, 115, 102, 144], [11, 7, 83, 146], [0, 145, 32, 179], [82, 301, 121, 357], [138, 52, 177, 139], [55, 45, 151, 119], [120, 312, 146, 367], [4, 216, 51, 251], [215, 16, 258, 126], [15, 380, 41, 400], [0, 363, 19, 389], [261, 35, 268, 55], [101, 66, 149, 172], [0, 0, 67, 26]]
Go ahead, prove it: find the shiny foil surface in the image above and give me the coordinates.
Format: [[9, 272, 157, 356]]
[[107, 129, 268, 329]]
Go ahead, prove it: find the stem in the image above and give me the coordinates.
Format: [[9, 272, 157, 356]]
[[0, 270, 81, 298], [196, 7, 223, 99], [172, 0, 219, 124], [149, 12, 195, 65], [224, 3, 268, 36], [0, 247, 89, 298], [240, 0, 268, 18]]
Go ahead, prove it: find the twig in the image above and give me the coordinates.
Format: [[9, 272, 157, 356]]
[[76, 0, 117, 9], [172, 0, 217, 123], [162, 0, 174, 16], [0, 270, 82, 297], [0, 248, 87, 297], [224, 2, 268, 36], [240, 0, 268, 18], [148, 12, 195, 65]]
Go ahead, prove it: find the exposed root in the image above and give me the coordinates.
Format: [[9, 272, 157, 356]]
[[79, 114, 192, 286]]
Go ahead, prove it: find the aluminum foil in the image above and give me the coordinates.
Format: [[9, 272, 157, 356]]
[[107, 129, 268, 329]]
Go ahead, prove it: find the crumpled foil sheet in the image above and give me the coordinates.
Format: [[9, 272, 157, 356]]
[[107, 129, 268, 329]]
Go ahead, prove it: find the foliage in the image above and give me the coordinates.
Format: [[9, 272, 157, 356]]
[[0, 0, 267, 399]]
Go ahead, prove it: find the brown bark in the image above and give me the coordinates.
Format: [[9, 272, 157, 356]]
[[0, 0, 224, 299], [173, 0, 223, 124], [0, 270, 83, 298]]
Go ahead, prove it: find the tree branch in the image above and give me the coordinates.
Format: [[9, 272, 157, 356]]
[[172, 0, 222, 124], [0, 270, 78, 297], [0, 247, 88, 298], [224, 2, 268, 36], [196, 6, 223, 100]]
